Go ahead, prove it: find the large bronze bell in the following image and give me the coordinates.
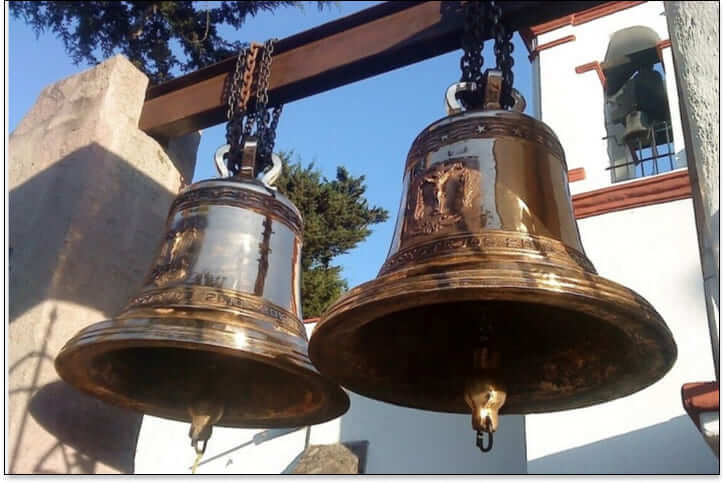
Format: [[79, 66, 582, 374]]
[[56, 147, 349, 450], [309, 77, 676, 444]]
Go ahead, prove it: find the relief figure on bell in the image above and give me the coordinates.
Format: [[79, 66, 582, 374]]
[[145, 215, 206, 288], [402, 157, 483, 243]]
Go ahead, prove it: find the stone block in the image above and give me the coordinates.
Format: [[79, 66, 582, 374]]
[[291, 443, 360, 474], [8, 55, 199, 473]]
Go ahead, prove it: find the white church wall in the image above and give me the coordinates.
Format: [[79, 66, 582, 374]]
[[660, 46, 687, 169], [526, 200, 718, 473], [536, 2, 680, 196], [529, 3, 717, 472], [134, 416, 308, 474], [133, 323, 527, 474], [320, 392, 527, 474], [301, 325, 527, 474]]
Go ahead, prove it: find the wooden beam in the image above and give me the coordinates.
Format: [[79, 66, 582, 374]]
[[140, 1, 608, 139]]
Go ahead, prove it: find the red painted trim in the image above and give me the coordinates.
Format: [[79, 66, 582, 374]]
[[303, 317, 320, 324], [572, 169, 692, 219], [567, 167, 586, 183], [529, 35, 576, 61], [530, 14, 574, 37], [575, 61, 607, 90], [573, 1, 646, 26], [656, 39, 672, 64], [682, 382, 719, 429], [519, 27, 536, 55], [530, 1, 646, 36]]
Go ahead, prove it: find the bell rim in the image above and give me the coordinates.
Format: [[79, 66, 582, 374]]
[[309, 262, 677, 415], [55, 317, 349, 428]]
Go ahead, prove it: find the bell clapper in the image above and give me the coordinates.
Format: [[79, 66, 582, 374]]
[[465, 378, 507, 454], [188, 399, 224, 474], [466, 325, 506, 454]]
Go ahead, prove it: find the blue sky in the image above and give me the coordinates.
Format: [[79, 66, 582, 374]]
[[8, 1, 533, 290]]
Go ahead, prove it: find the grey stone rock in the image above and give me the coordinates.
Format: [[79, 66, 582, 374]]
[[291, 444, 359, 474], [8, 55, 200, 474]]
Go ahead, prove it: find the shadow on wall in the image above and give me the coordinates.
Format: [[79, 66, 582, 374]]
[[528, 415, 718, 474], [27, 381, 142, 473], [8, 143, 179, 473], [339, 392, 527, 474], [9, 143, 176, 323]]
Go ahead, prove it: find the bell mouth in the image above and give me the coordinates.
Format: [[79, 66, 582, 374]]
[[309, 263, 676, 415], [55, 317, 349, 428]]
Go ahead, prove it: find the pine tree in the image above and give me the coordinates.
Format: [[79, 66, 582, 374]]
[[274, 153, 388, 317], [9, 1, 333, 83]]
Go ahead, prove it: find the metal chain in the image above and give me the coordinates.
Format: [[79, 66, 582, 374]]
[[260, 105, 283, 171], [253, 38, 280, 175], [222, 39, 283, 177], [225, 45, 249, 175], [460, 1, 485, 87], [226, 46, 247, 122], [458, 1, 516, 110], [489, 1, 515, 109], [255, 39, 275, 115]]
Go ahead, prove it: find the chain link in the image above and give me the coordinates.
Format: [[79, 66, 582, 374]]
[[252, 38, 278, 175], [225, 44, 248, 175], [223, 39, 282, 177], [458, 1, 516, 110], [489, 1, 515, 109], [460, 2, 485, 88], [226, 46, 247, 122]]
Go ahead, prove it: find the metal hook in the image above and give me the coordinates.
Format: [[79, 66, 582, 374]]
[[215, 144, 281, 189], [260, 153, 282, 189], [445, 82, 478, 115], [214, 144, 231, 178], [476, 430, 493, 453]]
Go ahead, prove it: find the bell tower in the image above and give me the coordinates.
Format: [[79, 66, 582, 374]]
[[521, 1, 717, 473]]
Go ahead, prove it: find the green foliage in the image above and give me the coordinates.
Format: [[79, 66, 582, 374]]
[[274, 152, 388, 317], [300, 265, 347, 321], [9, 1, 332, 83]]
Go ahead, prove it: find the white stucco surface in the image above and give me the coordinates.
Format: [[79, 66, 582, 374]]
[[528, 2, 718, 472], [134, 321, 528, 474], [536, 2, 686, 196], [526, 200, 718, 473]]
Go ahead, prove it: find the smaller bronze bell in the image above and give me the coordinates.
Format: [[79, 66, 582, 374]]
[[56, 144, 349, 450]]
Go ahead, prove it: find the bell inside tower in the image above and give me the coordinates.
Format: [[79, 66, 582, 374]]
[[602, 26, 679, 182]]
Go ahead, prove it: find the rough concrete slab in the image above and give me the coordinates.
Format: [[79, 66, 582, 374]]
[[664, 1, 720, 373], [8, 55, 200, 474]]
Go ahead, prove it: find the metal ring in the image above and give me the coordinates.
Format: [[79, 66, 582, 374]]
[[476, 430, 493, 453]]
